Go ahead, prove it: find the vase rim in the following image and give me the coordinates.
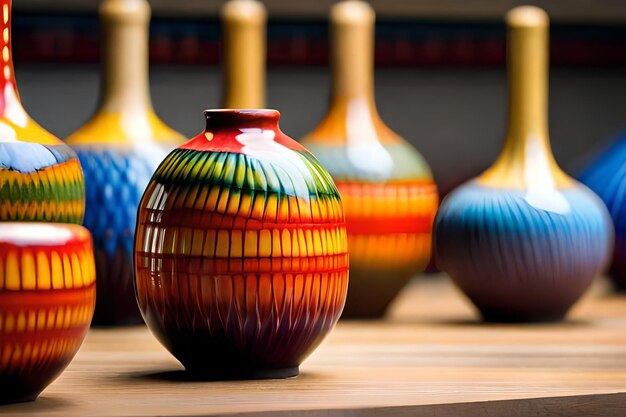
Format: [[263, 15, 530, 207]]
[[0, 222, 90, 246], [203, 109, 280, 117], [203, 109, 281, 130]]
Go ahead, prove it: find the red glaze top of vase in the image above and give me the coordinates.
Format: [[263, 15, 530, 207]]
[[0, 0, 17, 118], [180, 109, 308, 154]]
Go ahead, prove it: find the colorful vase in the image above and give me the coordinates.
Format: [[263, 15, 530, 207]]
[[300, 0, 438, 318], [135, 109, 348, 379], [434, 6, 613, 322], [221, 0, 266, 109], [0, 0, 84, 224], [66, 0, 184, 325], [579, 136, 626, 290], [0, 223, 96, 404]]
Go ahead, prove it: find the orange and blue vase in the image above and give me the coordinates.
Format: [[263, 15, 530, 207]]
[[580, 134, 626, 290], [134, 109, 348, 378], [0, 223, 96, 404], [434, 6, 613, 322], [0, 0, 84, 224], [301, 0, 438, 318]]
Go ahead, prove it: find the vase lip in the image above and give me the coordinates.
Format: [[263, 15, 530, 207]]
[[203, 109, 281, 131], [0, 222, 90, 247], [203, 108, 279, 117]]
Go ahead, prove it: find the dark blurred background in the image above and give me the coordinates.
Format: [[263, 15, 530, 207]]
[[11, 0, 626, 192]]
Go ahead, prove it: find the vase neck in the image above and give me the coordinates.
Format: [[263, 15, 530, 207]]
[[0, 0, 21, 120], [98, 0, 153, 115], [503, 7, 550, 154], [328, 1, 377, 111], [480, 6, 570, 189], [221, 0, 266, 109], [204, 109, 279, 132]]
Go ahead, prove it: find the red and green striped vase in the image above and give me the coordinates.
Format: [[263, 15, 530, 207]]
[[135, 109, 349, 379]]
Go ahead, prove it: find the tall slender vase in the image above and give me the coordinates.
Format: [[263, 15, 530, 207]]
[[0, 0, 84, 224], [301, 0, 439, 318], [220, 0, 266, 108], [434, 6, 613, 322], [66, 0, 184, 326], [580, 136, 626, 290]]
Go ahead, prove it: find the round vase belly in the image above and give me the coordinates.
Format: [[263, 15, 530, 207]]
[[134, 110, 348, 378], [0, 223, 96, 404], [580, 136, 626, 290], [435, 182, 612, 322]]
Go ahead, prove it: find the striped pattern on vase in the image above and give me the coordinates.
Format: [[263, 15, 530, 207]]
[[135, 110, 348, 378], [0, 223, 95, 404]]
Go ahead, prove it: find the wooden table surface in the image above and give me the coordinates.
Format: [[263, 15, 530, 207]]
[[3, 275, 626, 417]]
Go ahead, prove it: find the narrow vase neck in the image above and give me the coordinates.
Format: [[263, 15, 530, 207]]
[[99, 0, 153, 114], [0, 0, 20, 118], [503, 9, 550, 155], [204, 109, 279, 133], [329, 1, 376, 107], [221, 0, 266, 109]]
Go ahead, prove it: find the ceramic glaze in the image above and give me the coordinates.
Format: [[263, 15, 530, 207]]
[[66, 0, 184, 325], [580, 136, 626, 289], [0, 0, 84, 224], [135, 109, 348, 379], [301, 0, 438, 318], [0, 223, 96, 404], [434, 6, 613, 322]]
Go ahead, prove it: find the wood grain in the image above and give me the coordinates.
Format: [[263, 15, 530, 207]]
[[2, 275, 626, 416]]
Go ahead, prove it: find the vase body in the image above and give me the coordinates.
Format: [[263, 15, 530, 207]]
[[0, 223, 96, 404], [0, 0, 84, 224], [301, 0, 438, 318], [579, 136, 626, 290], [434, 6, 613, 322], [66, 0, 184, 325], [135, 110, 348, 378]]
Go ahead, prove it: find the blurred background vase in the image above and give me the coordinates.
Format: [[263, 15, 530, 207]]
[[0, 223, 96, 404], [0, 0, 84, 224], [579, 136, 626, 290], [220, 0, 266, 109], [434, 6, 613, 322], [301, 0, 439, 318], [134, 109, 348, 379], [65, 0, 184, 325]]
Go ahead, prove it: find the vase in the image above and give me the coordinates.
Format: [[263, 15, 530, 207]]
[[579, 136, 626, 290], [434, 6, 613, 322], [0, 223, 96, 404], [134, 109, 349, 379], [65, 0, 184, 326], [0, 0, 84, 224], [221, 0, 266, 109], [300, 0, 438, 318]]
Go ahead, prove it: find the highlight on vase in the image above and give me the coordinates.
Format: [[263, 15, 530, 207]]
[[65, 0, 185, 325], [433, 6, 613, 322], [134, 109, 349, 379], [0, 0, 84, 224], [0, 223, 96, 404]]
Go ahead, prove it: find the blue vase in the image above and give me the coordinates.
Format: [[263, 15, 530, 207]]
[[434, 6, 613, 322], [580, 135, 626, 289]]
